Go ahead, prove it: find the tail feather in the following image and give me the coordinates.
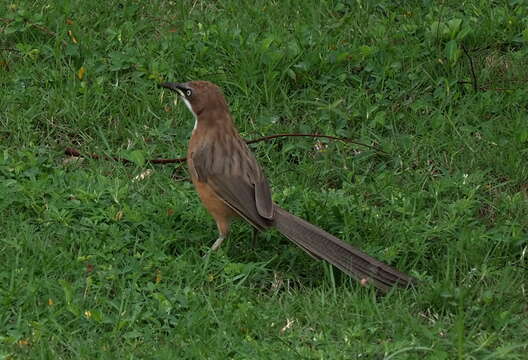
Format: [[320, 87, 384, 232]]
[[273, 206, 416, 293]]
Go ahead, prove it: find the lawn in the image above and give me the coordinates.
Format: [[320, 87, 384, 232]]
[[1, 0, 527, 358]]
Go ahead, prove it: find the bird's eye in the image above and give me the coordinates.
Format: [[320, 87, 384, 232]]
[[186, 89, 192, 97]]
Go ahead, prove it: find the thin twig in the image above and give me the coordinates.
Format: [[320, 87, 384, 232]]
[[150, 157, 187, 164], [32, 23, 68, 46], [64, 133, 387, 165], [0, 18, 68, 46], [65, 147, 187, 164], [65, 147, 132, 164], [479, 87, 515, 92], [462, 44, 478, 92], [458, 80, 516, 92], [246, 133, 387, 154]]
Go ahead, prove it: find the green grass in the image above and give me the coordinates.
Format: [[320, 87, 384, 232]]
[[1, 0, 528, 358]]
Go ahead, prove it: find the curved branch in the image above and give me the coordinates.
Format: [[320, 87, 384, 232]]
[[64, 132, 387, 165], [64, 147, 187, 164], [245, 133, 387, 154], [462, 44, 478, 92]]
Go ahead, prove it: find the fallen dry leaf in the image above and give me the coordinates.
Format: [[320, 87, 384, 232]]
[[114, 210, 124, 221], [280, 318, 295, 334], [77, 66, 86, 80], [62, 156, 84, 165], [68, 30, 78, 43], [132, 169, 153, 182], [314, 140, 327, 152]]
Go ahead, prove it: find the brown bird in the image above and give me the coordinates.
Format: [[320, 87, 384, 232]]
[[161, 80, 415, 293]]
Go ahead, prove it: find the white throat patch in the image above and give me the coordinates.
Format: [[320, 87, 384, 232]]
[[180, 97, 198, 132]]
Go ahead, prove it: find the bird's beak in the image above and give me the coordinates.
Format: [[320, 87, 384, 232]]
[[160, 82, 187, 97]]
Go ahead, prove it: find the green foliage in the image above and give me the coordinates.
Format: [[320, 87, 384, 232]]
[[1, 0, 528, 358]]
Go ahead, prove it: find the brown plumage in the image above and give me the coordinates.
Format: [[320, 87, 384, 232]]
[[161, 80, 416, 293]]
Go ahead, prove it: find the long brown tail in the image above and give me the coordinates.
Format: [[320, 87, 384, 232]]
[[273, 206, 416, 293]]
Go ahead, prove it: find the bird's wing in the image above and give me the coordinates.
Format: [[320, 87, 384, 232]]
[[191, 137, 274, 229]]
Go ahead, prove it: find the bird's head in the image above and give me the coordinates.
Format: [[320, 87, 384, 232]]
[[160, 80, 228, 119]]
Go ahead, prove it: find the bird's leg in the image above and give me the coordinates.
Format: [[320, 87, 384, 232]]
[[211, 236, 225, 251], [210, 218, 230, 251]]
